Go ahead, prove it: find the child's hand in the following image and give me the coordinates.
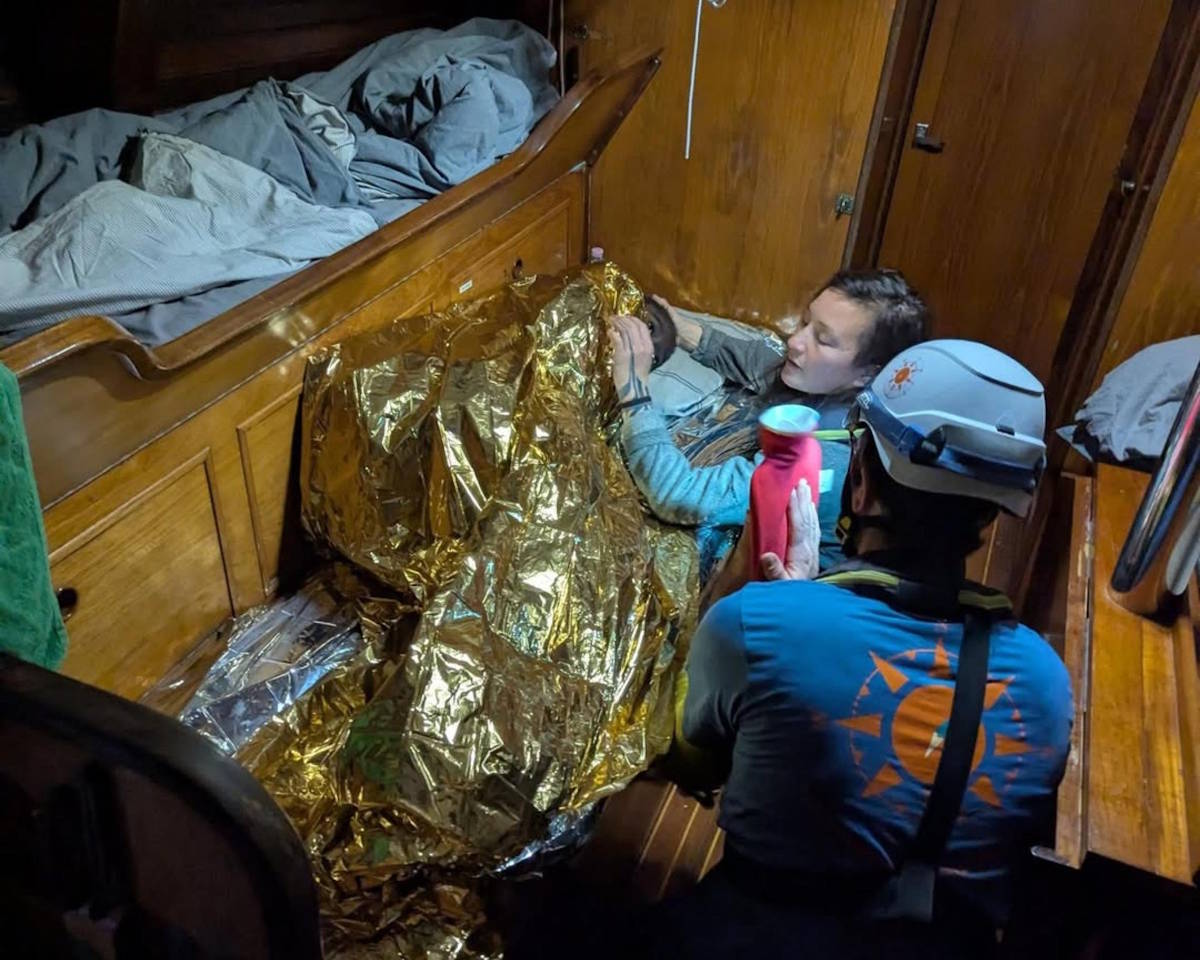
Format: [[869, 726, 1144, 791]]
[[761, 479, 820, 582]]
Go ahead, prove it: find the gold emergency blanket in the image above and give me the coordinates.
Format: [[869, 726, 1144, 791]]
[[241, 265, 699, 954]]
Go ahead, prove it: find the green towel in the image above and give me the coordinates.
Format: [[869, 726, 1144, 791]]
[[0, 362, 67, 669]]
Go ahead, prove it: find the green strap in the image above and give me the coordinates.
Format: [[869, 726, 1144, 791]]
[[812, 428, 852, 442], [816, 569, 1013, 614]]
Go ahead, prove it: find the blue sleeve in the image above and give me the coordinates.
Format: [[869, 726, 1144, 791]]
[[682, 592, 749, 750], [620, 405, 753, 526]]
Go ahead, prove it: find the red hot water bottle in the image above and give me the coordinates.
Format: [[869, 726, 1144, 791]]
[[748, 405, 822, 578]]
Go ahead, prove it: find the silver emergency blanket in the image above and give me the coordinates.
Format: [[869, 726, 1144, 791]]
[[144, 265, 700, 958]]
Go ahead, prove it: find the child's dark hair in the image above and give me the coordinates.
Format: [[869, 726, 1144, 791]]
[[819, 269, 931, 373]]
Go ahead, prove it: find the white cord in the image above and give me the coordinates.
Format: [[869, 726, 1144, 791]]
[[684, 0, 704, 160], [686, 0, 728, 160]]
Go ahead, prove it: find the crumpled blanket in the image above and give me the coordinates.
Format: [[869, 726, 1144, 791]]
[[0, 79, 357, 235], [0, 134, 379, 331], [0, 18, 556, 233], [301, 18, 558, 205], [1058, 335, 1200, 467]]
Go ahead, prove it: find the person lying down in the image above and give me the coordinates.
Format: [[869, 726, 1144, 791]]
[[607, 268, 931, 575]]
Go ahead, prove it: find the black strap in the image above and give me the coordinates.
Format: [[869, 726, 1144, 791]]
[[875, 607, 992, 921], [815, 565, 1002, 921], [912, 609, 991, 862]]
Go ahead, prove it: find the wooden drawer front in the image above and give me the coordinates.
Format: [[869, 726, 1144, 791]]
[[446, 198, 572, 304], [52, 454, 233, 701]]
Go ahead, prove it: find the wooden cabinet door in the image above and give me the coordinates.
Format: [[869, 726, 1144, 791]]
[[879, 0, 1171, 381], [50, 452, 234, 701]]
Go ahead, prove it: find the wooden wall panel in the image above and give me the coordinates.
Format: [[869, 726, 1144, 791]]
[[114, 0, 543, 112], [570, 0, 896, 329], [575, 781, 723, 902], [236, 388, 305, 594], [1082, 465, 1200, 885], [1094, 93, 1200, 384], [1, 0, 120, 124]]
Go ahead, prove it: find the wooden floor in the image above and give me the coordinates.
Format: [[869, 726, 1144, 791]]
[[573, 779, 723, 902]]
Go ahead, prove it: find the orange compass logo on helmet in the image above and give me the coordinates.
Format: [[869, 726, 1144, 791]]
[[884, 360, 921, 398]]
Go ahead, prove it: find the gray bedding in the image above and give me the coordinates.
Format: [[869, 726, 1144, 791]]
[[0, 18, 557, 347]]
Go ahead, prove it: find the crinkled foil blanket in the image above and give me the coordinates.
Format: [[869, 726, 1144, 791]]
[[150, 265, 700, 958]]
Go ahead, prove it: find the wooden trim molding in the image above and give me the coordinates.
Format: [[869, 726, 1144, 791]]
[[235, 385, 304, 594], [49, 447, 216, 562]]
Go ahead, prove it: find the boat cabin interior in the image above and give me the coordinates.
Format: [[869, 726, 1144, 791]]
[[0, 1, 1197, 957]]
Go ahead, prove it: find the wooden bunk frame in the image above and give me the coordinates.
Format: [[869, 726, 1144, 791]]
[[3, 53, 659, 701]]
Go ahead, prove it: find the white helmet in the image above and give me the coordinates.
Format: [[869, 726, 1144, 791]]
[[849, 340, 1046, 516]]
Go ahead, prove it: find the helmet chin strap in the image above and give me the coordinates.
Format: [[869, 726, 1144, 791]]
[[836, 513, 892, 558], [836, 474, 892, 558]]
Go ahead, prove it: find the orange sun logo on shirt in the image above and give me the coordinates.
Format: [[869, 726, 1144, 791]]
[[883, 360, 921, 398], [836, 640, 1030, 810]]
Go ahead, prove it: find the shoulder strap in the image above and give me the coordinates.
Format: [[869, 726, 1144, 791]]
[[873, 608, 992, 922], [816, 564, 999, 922], [911, 609, 991, 863]]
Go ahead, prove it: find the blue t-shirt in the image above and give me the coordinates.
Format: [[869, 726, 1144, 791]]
[[682, 579, 1073, 920]]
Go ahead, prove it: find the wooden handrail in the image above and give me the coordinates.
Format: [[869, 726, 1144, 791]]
[[1, 51, 661, 382]]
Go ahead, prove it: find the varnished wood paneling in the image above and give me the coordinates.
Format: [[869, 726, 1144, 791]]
[[5, 3, 543, 122], [845, 0, 938, 269], [572, 778, 678, 889], [1094, 93, 1200, 383], [880, 0, 1172, 381], [1049, 475, 1094, 872], [1085, 465, 1199, 884], [577, 780, 722, 902], [2, 1, 120, 123], [52, 455, 234, 701], [573, 0, 895, 329], [447, 198, 572, 305], [111, 1, 518, 113]]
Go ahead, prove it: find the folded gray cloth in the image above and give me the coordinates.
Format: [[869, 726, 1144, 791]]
[[1058, 335, 1200, 466]]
